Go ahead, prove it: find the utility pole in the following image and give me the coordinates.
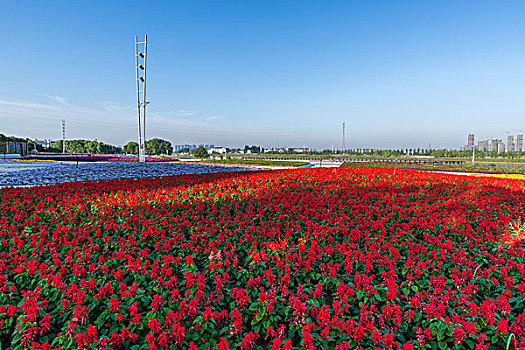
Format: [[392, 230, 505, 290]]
[[135, 34, 148, 162], [341, 122, 346, 153], [62, 119, 66, 153]]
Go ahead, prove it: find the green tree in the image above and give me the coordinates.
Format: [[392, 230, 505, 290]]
[[64, 139, 90, 154], [49, 140, 63, 153], [243, 145, 261, 154], [97, 142, 122, 154], [30, 141, 45, 152], [192, 146, 209, 158], [123, 142, 139, 155], [145, 138, 173, 155], [86, 140, 98, 154]]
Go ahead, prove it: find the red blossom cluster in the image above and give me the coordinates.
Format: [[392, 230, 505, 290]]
[[0, 168, 524, 349]]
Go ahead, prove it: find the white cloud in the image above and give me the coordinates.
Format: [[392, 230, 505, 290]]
[[0, 96, 231, 145], [101, 101, 134, 113], [0, 96, 352, 148], [41, 94, 69, 105]]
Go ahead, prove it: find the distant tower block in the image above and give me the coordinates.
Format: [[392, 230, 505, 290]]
[[467, 133, 474, 151], [517, 133, 524, 152], [507, 134, 515, 152]]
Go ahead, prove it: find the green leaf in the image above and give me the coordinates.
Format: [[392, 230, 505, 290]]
[[12, 332, 21, 346], [249, 302, 258, 311]]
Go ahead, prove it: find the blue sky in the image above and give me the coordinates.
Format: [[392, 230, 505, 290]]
[[1, 1, 525, 149]]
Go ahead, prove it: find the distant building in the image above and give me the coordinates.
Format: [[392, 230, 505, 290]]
[[174, 144, 214, 151], [174, 144, 198, 151], [355, 148, 376, 153], [517, 134, 524, 152], [208, 147, 227, 154], [475, 134, 523, 153], [34, 138, 55, 149], [197, 144, 214, 150], [497, 139, 505, 153], [490, 139, 498, 152], [264, 148, 286, 153], [477, 140, 489, 152], [487, 138, 505, 152], [467, 133, 475, 151], [507, 135, 515, 152]]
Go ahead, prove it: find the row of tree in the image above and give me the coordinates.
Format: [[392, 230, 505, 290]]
[[26, 138, 174, 156], [0, 134, 28, 142], [2, 135, 122, 154], [122, 138, 173, 155], [47, 140, 123, 154], [262, 147, 525, 158], [173, 146, 210, 158]]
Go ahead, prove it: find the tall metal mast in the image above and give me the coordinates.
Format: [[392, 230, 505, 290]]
[[135, 34, 148, 162], [341, 122, 346, 153]]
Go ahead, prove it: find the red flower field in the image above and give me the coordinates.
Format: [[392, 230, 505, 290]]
[[0, 167, 524, 349]]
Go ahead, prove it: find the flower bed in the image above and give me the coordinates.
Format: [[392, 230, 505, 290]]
[[22, 155, 177, 162], [475, 174, 525, 181], [341, 160, 525, 175], [0, 163, 251, 187], [0, 168, 524, 349]]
